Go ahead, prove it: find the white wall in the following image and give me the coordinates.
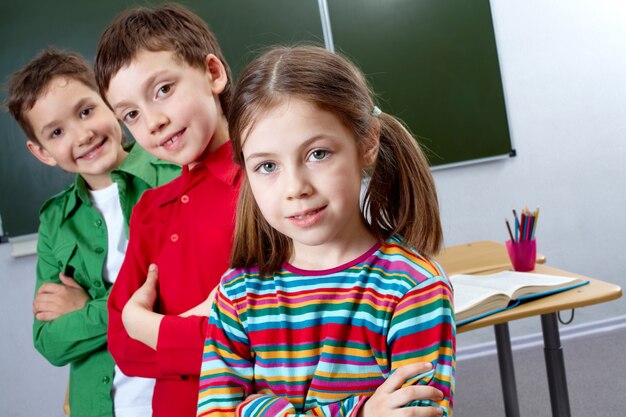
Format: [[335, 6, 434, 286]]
[[0, 244, 67, 417], [1, 1, 625, 415], [439, 0, 626, 344]]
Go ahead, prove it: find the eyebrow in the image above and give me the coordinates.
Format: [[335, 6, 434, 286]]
[[39, 97, 94, 135], [111, 70, 170, 113], [244, 135, 328, 163]]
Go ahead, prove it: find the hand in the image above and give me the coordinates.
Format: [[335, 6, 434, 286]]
[[33, 273, 89, 321], [358, 363, 445, 417], [122, 264, 163, 349], [180, 286, 218, 317]]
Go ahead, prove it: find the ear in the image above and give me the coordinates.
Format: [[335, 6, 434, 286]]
[[204, 53, 228, 95], [27, 140, 58, 167], [361, 123, 381, 168]]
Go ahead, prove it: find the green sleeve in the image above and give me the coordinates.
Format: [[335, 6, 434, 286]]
[[32, 219, 109, 367]]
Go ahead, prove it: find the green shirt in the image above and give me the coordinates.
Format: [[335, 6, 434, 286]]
[[33, 142, 180, 417]]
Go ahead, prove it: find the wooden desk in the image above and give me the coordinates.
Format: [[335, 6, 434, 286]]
[[436, 240, 546, 275], [435, 242, 622, 417], [456, 265, 621, 333]]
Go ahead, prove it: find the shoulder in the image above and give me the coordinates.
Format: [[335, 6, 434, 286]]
[[373, 235, 449, 286], [218, 266, 269, 297], [132, 174, 183, 212], [119, 141, 181, 185], [123, 141, 172, 168], [220, 266, 260, 285], [38, 181, 77, 223]]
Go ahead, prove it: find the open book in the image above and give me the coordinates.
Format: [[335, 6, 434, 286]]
[[451, 271, 588, 325]]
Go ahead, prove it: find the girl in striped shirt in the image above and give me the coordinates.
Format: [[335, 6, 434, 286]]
[[196, 45, 455, 417]]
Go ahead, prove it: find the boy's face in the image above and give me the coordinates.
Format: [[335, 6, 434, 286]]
[[106, 50, 229, 166], [25, 76, 126, 190]]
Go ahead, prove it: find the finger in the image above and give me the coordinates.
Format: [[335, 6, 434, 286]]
[[396, 405, 444, 417], [59, 273, 81, 288], [36, 311, 61, 322], [380, 362, 433, 393], [34, 300, 59, 316], [386, 385, 444, 410], [37, 282, 63, 294], [33, 295, 55, 308], [145, 264, 159, 285], [33, 299, 56, 315]]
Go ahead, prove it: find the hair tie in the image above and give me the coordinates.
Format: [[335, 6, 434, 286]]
[[371, 105, 382, 117]]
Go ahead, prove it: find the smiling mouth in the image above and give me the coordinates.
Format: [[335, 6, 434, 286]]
[[161, 129, 186, 147], [289, 206, 326, 220], [76, 138, 107, 160]]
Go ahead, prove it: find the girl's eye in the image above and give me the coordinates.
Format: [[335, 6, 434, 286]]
[[256, 162, 277, 174], [308, 149, 330, 161], [157, 84, 172, 98], [50, 128, 63, 139], [123, 110, 139, 124], [79, 107, 93, 119]]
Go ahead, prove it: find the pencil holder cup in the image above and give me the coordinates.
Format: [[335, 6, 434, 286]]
[[505, 239, 536, 272]]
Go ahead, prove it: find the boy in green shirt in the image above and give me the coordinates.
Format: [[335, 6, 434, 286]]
[[5, 49, 180, 417]]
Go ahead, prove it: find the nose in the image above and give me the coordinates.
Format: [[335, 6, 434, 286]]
[[145, 108, 169, 134], [285, 166, 313, 200], [76, 125, 95, 145]]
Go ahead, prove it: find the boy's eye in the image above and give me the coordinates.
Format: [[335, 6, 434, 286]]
[[256, 162, 277, 174], [308, 149, 330, 161], [79, 107, 93, 119], [50, 128, 63, 139], [123, 110, 139, 123], [157, 84, 172, 98]]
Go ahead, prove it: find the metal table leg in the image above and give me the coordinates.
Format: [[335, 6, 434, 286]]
[[494, 322, 521, 417], [541, 313, 571, 417]]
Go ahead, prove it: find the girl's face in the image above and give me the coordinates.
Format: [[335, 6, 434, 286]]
[[242, 98, 376, 267]]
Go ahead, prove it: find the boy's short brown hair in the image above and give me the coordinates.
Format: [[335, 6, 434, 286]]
[[5, 49, 96, 144], [94, 3, 232, 117]]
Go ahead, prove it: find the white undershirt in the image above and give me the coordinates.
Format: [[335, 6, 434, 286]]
[[90, 183, 155, 417]]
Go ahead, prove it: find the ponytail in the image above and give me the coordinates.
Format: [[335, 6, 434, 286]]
[[364, 113, 443, 257]]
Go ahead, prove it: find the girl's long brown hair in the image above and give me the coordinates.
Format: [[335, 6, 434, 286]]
[[229, 46, 442, 275]]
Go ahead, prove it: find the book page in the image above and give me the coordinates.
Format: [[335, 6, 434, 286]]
[[451, 271, 586, 323], [451, 271, 583, 299], [452, 282, 511, 322]]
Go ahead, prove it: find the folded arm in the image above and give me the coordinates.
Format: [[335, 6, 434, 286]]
[[33, 230, 108, 366], [108, 222, 210, 378]]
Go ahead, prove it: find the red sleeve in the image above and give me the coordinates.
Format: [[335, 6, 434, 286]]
[[107, 194, 209, 378], [107, 202, 162, 378], [156, 314, 207, 376]]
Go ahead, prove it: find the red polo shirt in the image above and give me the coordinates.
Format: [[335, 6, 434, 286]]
[[107, 141, 240, 417]]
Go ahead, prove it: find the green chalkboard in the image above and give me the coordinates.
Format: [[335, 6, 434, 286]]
[[0, 0, 323, 238], [0, 0, 511, 238], [328, 0, 513, 166]]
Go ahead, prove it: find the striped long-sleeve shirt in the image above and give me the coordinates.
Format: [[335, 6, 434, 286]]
[[198, 236, 455, 417]]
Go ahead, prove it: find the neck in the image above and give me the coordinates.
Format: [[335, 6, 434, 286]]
[[189, 116, 229, 169], [290, 220, 377, 271], [83, 148, 128, 190]]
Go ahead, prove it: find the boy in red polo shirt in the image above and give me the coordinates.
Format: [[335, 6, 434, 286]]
[[93, 4, 239, 417]]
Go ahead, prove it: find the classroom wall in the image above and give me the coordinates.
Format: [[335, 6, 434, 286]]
[[0, 242, 67, 417], [436, 0, 626, 346], [0, 1, 624, 415]]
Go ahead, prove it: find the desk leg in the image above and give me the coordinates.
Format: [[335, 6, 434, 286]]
[[494, 323, 521, 417], [541, 313, 571, 417]]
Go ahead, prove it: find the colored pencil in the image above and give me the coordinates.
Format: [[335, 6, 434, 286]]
[[505, 218, 515, 242]]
